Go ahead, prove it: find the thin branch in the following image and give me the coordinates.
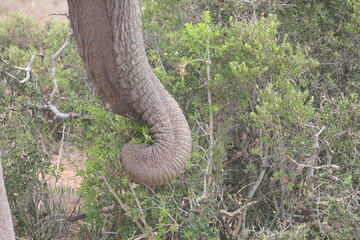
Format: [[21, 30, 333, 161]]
[[194, 118, 208, 135], [101, 176, 152, 239], [67, 212, 88, 222], [134, 233, 151, 240], [291, 158, 340, 171], [240, 137, 267, 230], [196, 39, 214, 204], [246, 140, 267, 203], [40, 104, 86, 120], [0, 55, 8, 64], [236, 182, 256, 195], [56, 124, 66, 171], [306, 118, 325, 179], [313, 126, 326, 139], [52, 124, 66, 188], [247, 167, 266, 202], [3, 29, 85, 123], [1, 71, 20, 82], [14, 53, 43, 83], [219, 201, 258, 218], [49, 31, 72, 103], [129, 183, 150, 231], [4, 53, 44, 83], [48, 12, 69, 17], [37, 129, 50, 156]]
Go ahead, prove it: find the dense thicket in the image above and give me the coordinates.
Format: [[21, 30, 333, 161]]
[[0, 0, 359, 239]]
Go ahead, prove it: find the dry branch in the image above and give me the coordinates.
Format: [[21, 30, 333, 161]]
[[14, 53, 45, 83], [48, 12, 69, 17], [219, 201, 258, 218], [129, 183, 150, 231], [291, 158, 340, 171], [102, 177, 153, 239], [196, 40, 214, 203], [67, 212, 88, 222], [40, 104, 86, 120], [1, 53, 44, 83], [49, 31, 72, 103]]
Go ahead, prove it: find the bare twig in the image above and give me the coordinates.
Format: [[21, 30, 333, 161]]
[[3, 29, 84, 122], [134, 233, 151, 240], [0, 55, 8, 64], [40, 104, 86, 120], [292, 151, 340, 182], [317, 171, 341, 182], [0, 53, 45, 84], [67, 212, 88, 222], [306, 118, 325, 180], [39, 30, 85, 122], [49, 31, 72, 103], [290, 158, 340, 171], [1, 71, 19, 82], [56, 124, 66, 171], [197, 40, 214, 203], [48, 12, 68, 17], [247, 168, 266, 202], [12, 53, 45, 83], [240, 137, 267, 230], [37, 129, 50, 156], [313, 126, 326, 139], [219, 201, 258, 218], [129, 183, 150, 231], [101, 177, 153, 239], [51, 124, 66, 188], [236, 182, 257, 195]]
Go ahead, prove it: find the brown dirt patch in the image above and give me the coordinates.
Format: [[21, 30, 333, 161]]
[[47, 149, 86, 189]]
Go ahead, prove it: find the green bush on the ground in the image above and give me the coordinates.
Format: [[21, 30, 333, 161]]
[[1, 0, 359, 238]]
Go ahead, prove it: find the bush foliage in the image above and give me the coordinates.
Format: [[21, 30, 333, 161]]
[[1, 0, 359, 239]]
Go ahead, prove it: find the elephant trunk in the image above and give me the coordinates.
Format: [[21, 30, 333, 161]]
[[68, 0, 192, 186]]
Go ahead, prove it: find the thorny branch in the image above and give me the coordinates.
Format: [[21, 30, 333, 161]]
[[219, 201, 258, 218], [220, 200, 258, 238], [102, 177, 154, 240], [41, 30, 88, 121], [3, 29, 85, 121], [48, 12, 69, 17], [2, 30, 85, 186], [196, 40, 214, 203], [40, 104, 86, 121], [239, 135, 267, 230], [49, 30, 72, 103], [129, 183, 151, 232], [53, 124, 66, 187], [306, 119, 325, 179], [15, 53, 45, 83], [1, 53, 44, 83], [291, 158, 341, 182], [290, 158, 340, 171]]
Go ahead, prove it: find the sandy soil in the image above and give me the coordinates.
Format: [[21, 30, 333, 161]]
[[47, 149, 86, 189]]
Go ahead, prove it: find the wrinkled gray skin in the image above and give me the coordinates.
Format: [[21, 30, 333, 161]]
[[0, 160, 15, 240], [67, 0, 192, 186]]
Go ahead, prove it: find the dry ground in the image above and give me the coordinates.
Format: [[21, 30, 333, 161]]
[[47, 148, 86, 189], [0, 0, 68, 21]]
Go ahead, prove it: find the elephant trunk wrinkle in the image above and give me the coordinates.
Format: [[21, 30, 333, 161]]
[[68, 0, 192, 187]]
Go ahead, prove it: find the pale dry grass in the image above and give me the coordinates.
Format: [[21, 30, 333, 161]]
[[0, 0, 68, 21]]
